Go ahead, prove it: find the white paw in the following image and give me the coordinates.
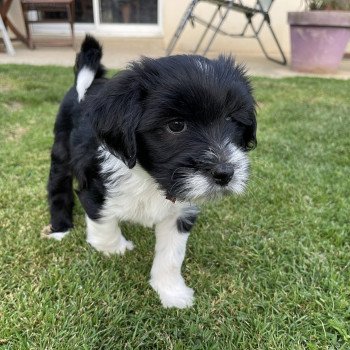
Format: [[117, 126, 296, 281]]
[[41, 225, 70, 241], [88, 235, 134, 256], [150, 279, 194, 309]]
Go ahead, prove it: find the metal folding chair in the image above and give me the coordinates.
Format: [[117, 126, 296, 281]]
[[166, 0, 287, 65]]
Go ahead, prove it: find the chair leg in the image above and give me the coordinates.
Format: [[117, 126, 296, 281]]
[[67, 2, 75, 48], [0, 15, 15, 55], [202, 6, 230, 56], [166, 0, 198, 56], [193, 5, 220, 54], [20, 4, 35, 49], [264, 21, 287, 65], [248, 18, 287, 65]]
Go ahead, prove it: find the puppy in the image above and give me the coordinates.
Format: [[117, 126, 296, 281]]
[[43, 35, 257, 308]]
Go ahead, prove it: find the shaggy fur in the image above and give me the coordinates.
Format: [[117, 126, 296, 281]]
[[44, 35, 257, 308]]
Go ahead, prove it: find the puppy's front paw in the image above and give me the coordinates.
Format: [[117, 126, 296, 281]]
[[160, 286, 194, 309], [112, 236, 134, 256], [88, 235, 134, 256], [41, 225, 70, 241], [150, 279, 194, 309]]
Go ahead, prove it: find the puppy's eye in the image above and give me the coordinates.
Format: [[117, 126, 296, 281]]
[[166, 121, 187, 134], [225, 116, 232, 121]]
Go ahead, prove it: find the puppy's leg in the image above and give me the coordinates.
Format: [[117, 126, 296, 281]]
[[43, 132, 74, 241], [150, 210, 197, 308], [86, 215, 134, 256]]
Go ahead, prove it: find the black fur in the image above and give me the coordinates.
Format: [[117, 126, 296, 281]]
[[48, 36, 107, 232], [74, 34, 105, 83], [47, 36, 257, 233], [177, 213, 198, 233], [129, 55, 256, 200]]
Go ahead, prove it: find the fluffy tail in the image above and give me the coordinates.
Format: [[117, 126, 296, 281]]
[[75, 35, 105, 102]]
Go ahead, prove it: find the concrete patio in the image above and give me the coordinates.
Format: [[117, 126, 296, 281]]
[[1, 36, 350, 79]]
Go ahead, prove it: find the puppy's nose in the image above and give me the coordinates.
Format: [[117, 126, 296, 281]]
[[211, 163, 235, 186]]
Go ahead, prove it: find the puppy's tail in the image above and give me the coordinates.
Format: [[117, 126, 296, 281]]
[[74, 35, 106, 102]]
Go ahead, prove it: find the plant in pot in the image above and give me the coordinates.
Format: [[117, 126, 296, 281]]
[[288, 0, 350, 73]]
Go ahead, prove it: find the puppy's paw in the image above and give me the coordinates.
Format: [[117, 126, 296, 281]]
[[160, 286, 194, 309], [41, 225, 70, 241], [88, 235, 134, 256], [150, 279, 194, 309], [111, 236, 134, 256]]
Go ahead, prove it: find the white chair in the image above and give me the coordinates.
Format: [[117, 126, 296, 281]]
[[0, 14, 15, 55]]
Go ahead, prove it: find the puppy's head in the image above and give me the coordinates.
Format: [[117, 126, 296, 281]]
[[90, 55, 257, 202]]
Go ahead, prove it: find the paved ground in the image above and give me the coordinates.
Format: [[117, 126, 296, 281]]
[[1, 36, 350, 79]]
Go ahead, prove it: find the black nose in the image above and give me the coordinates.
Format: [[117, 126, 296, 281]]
[[211, 163, 235, 186]]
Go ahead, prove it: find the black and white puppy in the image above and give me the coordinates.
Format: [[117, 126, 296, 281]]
[[43, 35, 257, 308]]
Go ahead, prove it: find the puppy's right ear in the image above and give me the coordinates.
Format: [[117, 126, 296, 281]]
[[89, 70, 143, 168]]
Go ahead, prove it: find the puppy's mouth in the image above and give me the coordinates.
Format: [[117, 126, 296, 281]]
[[165, 193, 177, 203], [162, 144, 250, 203], [165, 164, 249, 203]]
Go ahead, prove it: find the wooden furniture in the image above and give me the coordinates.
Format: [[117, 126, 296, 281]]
[[21, 0, 75, 49], [0, 0, 30, 47]]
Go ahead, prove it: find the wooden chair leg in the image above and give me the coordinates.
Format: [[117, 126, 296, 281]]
[[67, 2, 75, 48], [20, 3, 35, 49]]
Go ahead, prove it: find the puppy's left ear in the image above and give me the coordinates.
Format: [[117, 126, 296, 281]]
[[232, 102, 257, 151], [89, 70, 143, 168], [241, 109, 257, 151]]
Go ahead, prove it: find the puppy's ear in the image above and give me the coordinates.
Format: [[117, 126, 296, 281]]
[[218, 57, 257, 152], [231, 101, 257, 151], [240, 110, 257, 151], [89, 70, 143, 168]]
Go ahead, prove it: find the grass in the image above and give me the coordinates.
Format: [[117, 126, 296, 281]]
[[0, 64, 349, 350]]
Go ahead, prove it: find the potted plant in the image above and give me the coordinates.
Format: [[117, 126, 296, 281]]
[[288, 0, 350, 73]]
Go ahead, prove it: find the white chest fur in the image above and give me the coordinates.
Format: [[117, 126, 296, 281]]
[[99, 148, 184, 226]]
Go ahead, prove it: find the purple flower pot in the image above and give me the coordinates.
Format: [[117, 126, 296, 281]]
[[288, 11, 350, 73]]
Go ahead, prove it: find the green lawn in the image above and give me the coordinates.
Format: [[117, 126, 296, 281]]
[[0, 64, 349, 349]]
